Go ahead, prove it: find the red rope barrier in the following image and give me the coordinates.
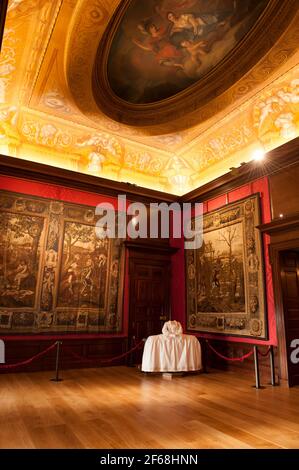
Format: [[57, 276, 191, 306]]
[[258, 347, 271, 357], [0, 342, 58, 370], [68, 339, 145, 365], [206, 341, 254, 362]]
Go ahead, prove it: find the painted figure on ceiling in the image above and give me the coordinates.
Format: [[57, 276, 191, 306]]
[[133, 22, 183, 68], [108, 0, 269, 103], [179, 39, 207, 77], [167, 11, 218, 38]]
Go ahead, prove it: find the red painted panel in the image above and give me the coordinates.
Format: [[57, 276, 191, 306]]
[[0, 175, 130, 209], [207, 194, 227, 212], [252, 177, 271, 223], [228, 184, 251, 203]]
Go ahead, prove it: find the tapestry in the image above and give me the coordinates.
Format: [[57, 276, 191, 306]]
[[0, 190, 124, 333], [186, 194, 267, 338]]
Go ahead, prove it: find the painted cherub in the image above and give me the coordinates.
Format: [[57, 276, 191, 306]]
[[167, 11, 218, 37], [179, 39, 207, 78], [133, 22, 183, 68]]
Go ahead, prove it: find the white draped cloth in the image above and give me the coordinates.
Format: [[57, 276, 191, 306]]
[[141, 321, 202, 372]]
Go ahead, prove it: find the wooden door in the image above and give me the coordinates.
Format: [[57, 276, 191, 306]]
[[128, 253, 171, 363], [280, 250, 299, 386]]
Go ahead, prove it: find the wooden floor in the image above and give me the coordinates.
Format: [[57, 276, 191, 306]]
[[0, 366, 299, 449]]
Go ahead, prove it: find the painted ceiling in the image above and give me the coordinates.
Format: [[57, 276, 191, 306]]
[[0, 0, 299, 196], [107, 0, 269, 104]]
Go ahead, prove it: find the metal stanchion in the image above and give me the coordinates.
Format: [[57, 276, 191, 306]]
[[202, 340, 208, 373], [269, 345, 277, 386], [125, 337, 130, 367], [127, 336, 135, 367], [253, 345, 264, 389], [51, 341, 63, 382]]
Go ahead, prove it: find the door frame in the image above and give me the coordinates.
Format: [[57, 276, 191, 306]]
[[127, 245, 175, 338], [259, 214, 299, 386], [128, 255, 171, 338], [125, 242, 178, 363], [269, 238, 299, 384]]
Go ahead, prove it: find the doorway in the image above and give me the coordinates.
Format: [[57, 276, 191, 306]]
[[128, 248, 171, 364], [280, 250, 299, 386]]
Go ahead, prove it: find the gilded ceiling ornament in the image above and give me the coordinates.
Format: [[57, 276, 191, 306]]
[[7, 0, 49, 17], [191, 124, 254, 172], [87, 152, 105, 174], [76, 133, 121, 157], [154, 134, 183, 146], [164, 155, 193, 191], [0, 28, 17, 104], [124, 150, 163, 175], [43, 89, 71, 114], [148, 158, 163, 174], [0, 105, 19, 140], [21, 120, 73, 148], [274, 113, 297, 140], [254, 76, 299, 143], [17, 0, 63, 106], [126, 152, 150, 171]]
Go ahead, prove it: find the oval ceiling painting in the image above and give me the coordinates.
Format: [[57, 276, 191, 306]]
[[107, 0, 269, 104]]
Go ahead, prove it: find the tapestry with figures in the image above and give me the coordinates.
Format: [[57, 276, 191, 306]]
[[0, 190, 124, 333], [186, 194, 267, 339]]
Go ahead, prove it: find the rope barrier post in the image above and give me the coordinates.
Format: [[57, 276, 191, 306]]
[[253, 345, 263, 389], [127, 336, 135, 367], [51, 341, 63, 382], [202, 340, 208, 373], [125, 337, 130, 366], [269, 345, 277, 386]]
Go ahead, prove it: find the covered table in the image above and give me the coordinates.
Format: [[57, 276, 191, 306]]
[[141, 321, 202, 372]]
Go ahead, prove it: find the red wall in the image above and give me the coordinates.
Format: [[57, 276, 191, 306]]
[[0, 175, 130, 341], [171, 176, 277, 346], [0, 174, 277, 347]]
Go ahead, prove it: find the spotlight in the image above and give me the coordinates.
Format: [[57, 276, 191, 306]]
[[253, 149, 265, 162], [279, 214, 284, 219]]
